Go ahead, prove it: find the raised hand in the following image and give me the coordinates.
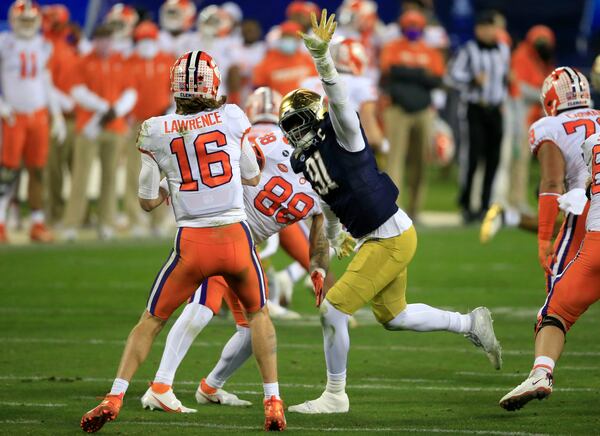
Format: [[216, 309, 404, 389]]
[[299, 9, 337, 58]]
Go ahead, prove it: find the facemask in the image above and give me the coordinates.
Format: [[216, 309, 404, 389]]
[[404, 28, 423, 42], [534, 42, 553, 62], [137, 39, 158, 59], [278, 37, 298, 55]]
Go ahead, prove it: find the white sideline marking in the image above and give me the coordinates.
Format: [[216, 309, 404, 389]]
[[0, 375, 597, 393], [0, 401, 66, 407], [3, 336, 600, 357], [0, 419, 42, 424]]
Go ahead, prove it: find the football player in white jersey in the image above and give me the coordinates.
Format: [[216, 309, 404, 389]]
[[157, 0, 196, 56], [499, 130, 600, 412], [482, 68, 593, 291], [0, 0, 66, 243], [300, 37, 386, 152], [80, 52, 287, 433], [104, 3, 138, 58], [138, 86, 331, 412]]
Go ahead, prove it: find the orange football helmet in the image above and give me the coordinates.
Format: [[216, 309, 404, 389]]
[[330, 38, 368, 76], [159, 0, 196, 33], [541, 67, 591, 116], [105, 3, 139, 39], [245, 87, 283, 124]]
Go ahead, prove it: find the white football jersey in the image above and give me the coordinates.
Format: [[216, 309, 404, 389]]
[[137, 104, 251, 228], [0, 32, 52, 113], [300, 73, 377, 113], [243, 123, 321, 244], [529, 108, 600, 192]]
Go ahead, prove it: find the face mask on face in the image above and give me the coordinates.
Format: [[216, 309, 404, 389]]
[[534, 41, 553, 62], [137, 39, 158, 59], [277, 37, 298, 55], [403, 28, 423, 42]]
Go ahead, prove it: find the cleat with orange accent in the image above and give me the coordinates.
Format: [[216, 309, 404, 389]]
[[0, 224, 7, 243], [196, 378, 252, 406], [80, 393, 123, 433], [264, 396, 286, 431], [141, 383, 197, 413], [30, 222, 54, 243]]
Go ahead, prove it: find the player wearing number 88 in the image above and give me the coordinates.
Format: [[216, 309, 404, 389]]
[[80, 51, 286, 433], [282, 10, 502, 415]]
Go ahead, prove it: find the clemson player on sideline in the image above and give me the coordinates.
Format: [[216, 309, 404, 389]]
[[281, 11, 501, 415], [80, 52, 286, 433], [139, 86, 333, 412], [483, 68, 593, 293], [0, 0, 66, 243], [499, 133, 600, 410]]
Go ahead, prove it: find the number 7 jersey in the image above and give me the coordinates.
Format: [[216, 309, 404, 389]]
[[137, 104, 251, 228], [244, 124, 322, 244]]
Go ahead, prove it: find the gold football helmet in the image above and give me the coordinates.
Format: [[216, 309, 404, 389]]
[[279, 88, 327, 150]]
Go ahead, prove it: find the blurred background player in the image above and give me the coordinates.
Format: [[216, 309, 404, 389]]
[[380, 9, 445, 220], [80, 51, 286, 433], [253, 20, 317, 97], [265, 1, 320, 50], [157, 0, 196, 55], [0, 0, 66, 243], [124, 21, 174, 237], [62, 24, 137, 241], [499, 132, 600, 411], [42, 4, 78, 226], [139, 87, 332, 413], [282, 10, 501, 415], [228, 19, 266, 106], [103, 3, 138, 58]]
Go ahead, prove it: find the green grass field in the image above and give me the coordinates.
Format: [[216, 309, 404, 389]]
[[2, 225, 600, 435]]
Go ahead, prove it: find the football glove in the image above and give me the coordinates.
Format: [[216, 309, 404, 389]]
[[331, 231, 356, 259], [0, 99, 15, 126], [311, 268, 326, 307], [299, 9, 337, 59]]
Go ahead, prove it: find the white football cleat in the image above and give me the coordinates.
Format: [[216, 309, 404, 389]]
[[499, 371, 553, 411], [267, 300, 301, 320], [274, 270, 294, 306], [195, 379, 252, 406], [465, 307, 502, 370], [480, 204, 503, 244], [288, 391, 349, 414], [141, 387, 197, 413]]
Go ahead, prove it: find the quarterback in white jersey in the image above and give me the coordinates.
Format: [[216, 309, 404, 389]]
[[0, 0, 65, 244], [139, 87, 331, 413], [81, 52, 288, 433]]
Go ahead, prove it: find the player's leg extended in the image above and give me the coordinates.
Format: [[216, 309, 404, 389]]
[[199, 286, 253, 406], [500, 232, 600, 411], [225, 221, 285, 431], [81, 229, 202, 432]]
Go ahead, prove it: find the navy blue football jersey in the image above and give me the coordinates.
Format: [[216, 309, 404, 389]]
[[290, 113, 399, 238]]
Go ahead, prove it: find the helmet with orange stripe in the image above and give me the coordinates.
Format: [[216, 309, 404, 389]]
[[9, 0, 42, 39], [330, 38, 368, 76], [541, 67, 591, 117], [245, 87, 283, 125], [171, 50, 221, 100]]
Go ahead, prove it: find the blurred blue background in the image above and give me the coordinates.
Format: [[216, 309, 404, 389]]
[[0, 0, 597, 65]]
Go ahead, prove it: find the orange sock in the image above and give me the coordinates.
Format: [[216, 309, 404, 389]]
[[200, 378, 217, 394], [151, 382, 171, 394]]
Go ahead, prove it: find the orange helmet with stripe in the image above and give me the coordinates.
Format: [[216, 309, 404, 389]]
[[160, 0, 196, 33], [171, 50, 221, 99], [541, 67, 591, 116], [245, 87, 283, 124], [330, 38, 368, 76]]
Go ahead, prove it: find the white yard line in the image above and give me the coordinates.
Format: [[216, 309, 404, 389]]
[[0, 401, 66, 407]]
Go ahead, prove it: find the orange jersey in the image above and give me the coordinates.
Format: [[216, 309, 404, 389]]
[[128, 52, 175, 121], [380, 38, 445, 77], [47, 38, 79, 95], [73, 51, 132, 134], [252, 49, 317, 96]]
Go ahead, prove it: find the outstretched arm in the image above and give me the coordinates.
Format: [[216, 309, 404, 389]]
[[300, 10, 364, 152]]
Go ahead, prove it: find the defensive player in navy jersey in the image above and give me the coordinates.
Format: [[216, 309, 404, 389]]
[[281, 10, 503, 414]]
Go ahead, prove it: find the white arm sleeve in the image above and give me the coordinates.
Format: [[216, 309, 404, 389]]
[[315, 51, 364, 152], [449, 46, 472, 84], [240, 134, 260, 179], [113, 88, 138, 117], [258, 234, 280, 260], [71, 84, 110, 113], [51, 86, 75, 113], [320, 199, 342, 243], [138, 153, 161, 199]]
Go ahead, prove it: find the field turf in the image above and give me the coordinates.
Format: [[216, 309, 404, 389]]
[[1, 225, 600, 435]]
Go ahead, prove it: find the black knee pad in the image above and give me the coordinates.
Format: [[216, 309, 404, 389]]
[[535, 315, 567, 336], [0, 166, 18, 196]]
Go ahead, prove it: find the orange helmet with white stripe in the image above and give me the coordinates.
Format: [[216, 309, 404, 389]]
[[9, 0, 42, 39], [105, 3, 139, 39], [171, 51, 221, 99], [245, 87, 283, 124], [541, 67, 591, 116], [330, 38, 368, 76], [160, 0, 196, 33]]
